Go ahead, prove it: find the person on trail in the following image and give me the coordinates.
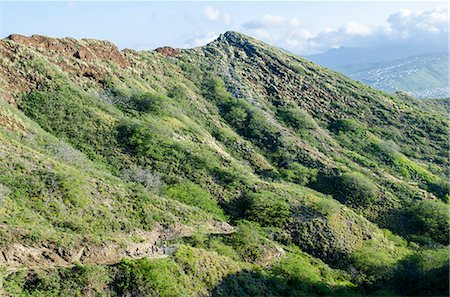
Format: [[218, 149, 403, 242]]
[[163, 242, 167, 255], [154, 240, 158, 253]]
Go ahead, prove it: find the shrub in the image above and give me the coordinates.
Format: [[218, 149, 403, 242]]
[[246, 112, 283, 153], [224, 105, 249, 131], [424, 179, 450, 202], [207, 237, 240, 260], [232, 221, 264, 262], [3, 264, 110, 296], [330, 118, 366, 134], [122, 165, 163, 193], [336, 173, 377, 206], [277, 105, 318, 131], [165, 181, 225, 220], [406, 199, 449, 245], [173, 245, 242, 291], [266, 250, 357, 296], [281, 163, 318, 186], [351, 240, 399, 282], [245, 191, 291, 228], [201, 77, 232, 104], [114, 258, 190, 296], [131, 92, 166, 114]]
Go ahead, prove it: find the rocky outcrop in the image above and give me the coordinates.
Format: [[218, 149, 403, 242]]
[[155, 46, 180, 57], [5, 34, 130, 67]]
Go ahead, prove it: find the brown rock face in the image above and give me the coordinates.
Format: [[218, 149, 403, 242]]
[[155, 46, 180, 57], [5, 34, 130, 67]]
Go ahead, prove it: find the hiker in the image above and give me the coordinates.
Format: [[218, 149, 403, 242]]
[[154, 240, 158, 253], [163, 242, 167, 255]]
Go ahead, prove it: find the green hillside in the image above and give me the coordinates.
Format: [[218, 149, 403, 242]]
[[0, 32, 448, 296]]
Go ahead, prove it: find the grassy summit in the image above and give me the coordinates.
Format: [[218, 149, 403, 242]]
[[0, 31, 448, 296]]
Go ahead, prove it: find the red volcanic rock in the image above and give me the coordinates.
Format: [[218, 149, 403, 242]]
[[5, 34, 130, 68], [155, 46, 180, 57]]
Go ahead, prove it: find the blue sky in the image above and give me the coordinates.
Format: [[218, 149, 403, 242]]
[[1, 1, 447, 55]]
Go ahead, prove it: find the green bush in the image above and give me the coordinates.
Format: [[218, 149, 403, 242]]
[[351, 240, 399, 282], [245, 191, 291, 228], [281, 162, 318, 186], [232, 221, 264, 262], [132, 92, 166, 114], [207, 237, 240, 260], [424, 180, 449, 202], [406, 199, 449, 245], [246, 112, 283, 153], [115, 258, 190, 296], [224, 105, 249, 131], [330, 118, 366, 134], [165, 181, 225, 220], [3, 264, 110, 296], [117, 119, 218, 180], [277, 105, 318, 131], [336, 173, 377, 206], [173, 245, 242, 292], [270, 253, 355, 295]]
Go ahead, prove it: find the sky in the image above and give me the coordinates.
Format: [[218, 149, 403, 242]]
[[0, 1, 448, 55]]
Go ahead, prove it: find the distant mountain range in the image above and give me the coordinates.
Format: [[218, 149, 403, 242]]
[[307, 44, 447, 67], [334, 53, 449, 98], [308, 50, 448, 98]]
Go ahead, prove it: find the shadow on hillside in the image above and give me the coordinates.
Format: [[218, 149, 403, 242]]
[[211, 254, 450, 297], [379, 254, 450, 297], [210, 269, 355, 297]]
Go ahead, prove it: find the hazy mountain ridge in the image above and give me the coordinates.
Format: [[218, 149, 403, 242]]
[[335, 53, 449, 98], [0, 31, 448, 296]]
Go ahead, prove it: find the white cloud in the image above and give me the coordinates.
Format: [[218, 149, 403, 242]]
[[203, 6, 220, 22], [184, 6, 447, 54], [292, 28, 313, 39], [183, 32, 218, 48], [288, 17, 301, 27], [387, 7, 448, 34], [239, 7, 448, 55], [248, 29, 274, 41], [203, 6, 231, 24], [344, 21, 371, 36]]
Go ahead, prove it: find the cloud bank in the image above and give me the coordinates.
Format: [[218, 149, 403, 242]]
[[241, 6, 448, 55]]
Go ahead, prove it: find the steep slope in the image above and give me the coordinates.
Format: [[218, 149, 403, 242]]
[[334, 53, 449, 98], [0, 32, 448, 296]]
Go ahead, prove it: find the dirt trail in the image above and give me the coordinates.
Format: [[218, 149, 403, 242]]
[[0, 244, 181, 297], [0, 221, 234, 276], [4, 244, 179, 275]]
